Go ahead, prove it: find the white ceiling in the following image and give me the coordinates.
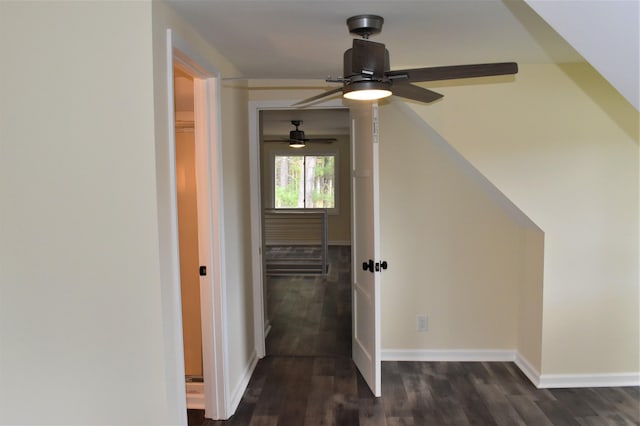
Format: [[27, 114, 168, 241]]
[[166, 0, 583, 81]]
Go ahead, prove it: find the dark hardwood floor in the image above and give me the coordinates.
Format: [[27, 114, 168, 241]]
[[188, 246, 640, 425], [191, 359, 639, 426], [266, 245, 352, 358]]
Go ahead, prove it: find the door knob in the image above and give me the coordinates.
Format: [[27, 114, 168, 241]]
[[362, 259, 374, 272]]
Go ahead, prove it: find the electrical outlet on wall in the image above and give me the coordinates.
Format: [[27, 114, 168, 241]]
[[416, 314, 428, 332]]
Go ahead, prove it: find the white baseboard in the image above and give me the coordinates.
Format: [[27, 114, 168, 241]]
[[383, 349, 640, 389], [228, 350, 259, 415], [382, 349, 516, 362], [537, 372, 640, 388], [514, 353, 541, 387]]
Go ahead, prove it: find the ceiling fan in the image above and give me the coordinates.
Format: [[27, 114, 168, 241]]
[[264, 120, 337, 148], [296, 14, 518, 106]]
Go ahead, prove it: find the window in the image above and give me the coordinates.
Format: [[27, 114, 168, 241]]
[[274, 154, 336, 210]]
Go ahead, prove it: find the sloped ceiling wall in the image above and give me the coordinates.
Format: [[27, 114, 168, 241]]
[[525, 0, 639, 110]]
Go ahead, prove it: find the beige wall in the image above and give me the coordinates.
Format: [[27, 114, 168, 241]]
[[261, 135, 351, 243], [0, 1, 167, 424], [378, 102, 543, 353], [0, 1, 254, 424], [248, 84, 549, 370], [408, 62, 639, 376], [519, 227, 545, 372]]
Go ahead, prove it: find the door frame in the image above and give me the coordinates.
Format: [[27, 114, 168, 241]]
[[248, 99, 349, 357], [166, 29, 229, 420]]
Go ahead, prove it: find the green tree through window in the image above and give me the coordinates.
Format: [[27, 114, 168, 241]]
[[274, 155, 335, 209]]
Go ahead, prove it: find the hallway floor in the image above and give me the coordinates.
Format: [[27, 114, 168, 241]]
[[266, 245, 352, 358]]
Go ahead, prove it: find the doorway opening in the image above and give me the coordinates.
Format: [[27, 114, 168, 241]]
[[173, 66, 205, 407], [248, 99, 381, 398], [259, 108, 352, 358]]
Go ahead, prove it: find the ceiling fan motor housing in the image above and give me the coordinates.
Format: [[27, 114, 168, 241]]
[[344, 39, 390, 81], [289, 129, 306, 141]]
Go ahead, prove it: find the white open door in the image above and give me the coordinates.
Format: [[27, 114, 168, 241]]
[[350, 101, 382, 397]]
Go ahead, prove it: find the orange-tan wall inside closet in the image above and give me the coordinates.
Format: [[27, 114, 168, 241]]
[[175, 70, 203, 377]]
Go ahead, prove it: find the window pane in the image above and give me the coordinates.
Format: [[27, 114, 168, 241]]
[[275, 155, 303, 208], [274, 154, 335, 209], [305, 155, 335, 208]]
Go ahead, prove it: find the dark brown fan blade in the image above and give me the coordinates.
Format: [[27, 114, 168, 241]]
[[391, 83, 443, 103], [292, 86, 344, 106], [387, 62, 518, 83], [306, 138, 337, 143]]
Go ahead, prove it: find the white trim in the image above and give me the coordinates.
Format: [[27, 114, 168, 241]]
[[228, 351, 259, 415], [248, 102, 266, 358], [163, 29, 187, 426], [248, 99, 348, 359], [372, 103, 382, 397], [514, 352, 541, 387], [538, 372, 640, 389], [167, 29, 230, 420], [382, 349, 517, 362]]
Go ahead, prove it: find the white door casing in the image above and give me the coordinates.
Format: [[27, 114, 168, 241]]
[[166, 29, 229, 421], [350, 101, 382, 397]]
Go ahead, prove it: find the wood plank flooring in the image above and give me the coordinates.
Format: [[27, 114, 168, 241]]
[[190, 360, 639, 425], [189, 246, 639, 425]]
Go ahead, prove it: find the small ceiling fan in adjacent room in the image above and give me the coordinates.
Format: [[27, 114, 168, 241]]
[[295, 14, 518, 106], [264, 120, 337, 148]]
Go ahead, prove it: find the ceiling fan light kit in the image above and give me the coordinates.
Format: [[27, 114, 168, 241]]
[[343, 80, 392, 100], [264, 120, 337, 148], [294, 14, 518, 106], [289, 140, 306, 148]]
